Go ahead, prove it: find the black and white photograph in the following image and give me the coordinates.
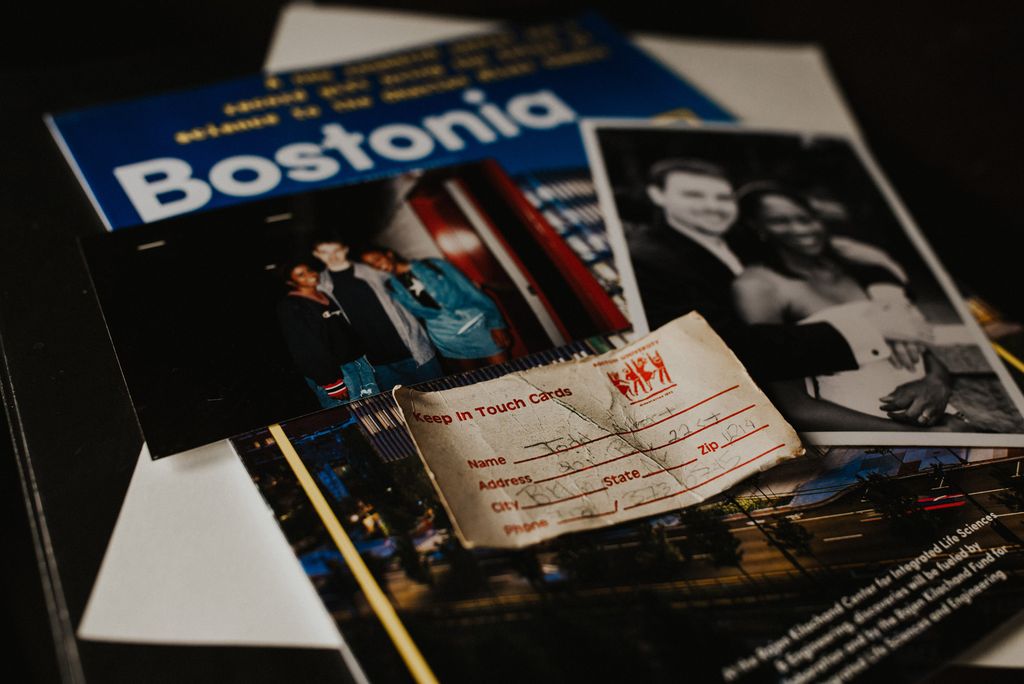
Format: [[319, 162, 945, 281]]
[[82, 159, 628, 457], [583, 121, 1024, 446]]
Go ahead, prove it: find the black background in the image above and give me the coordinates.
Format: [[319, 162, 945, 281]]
[[81, 176, 401, 457], [2, 1, 1022, 681]]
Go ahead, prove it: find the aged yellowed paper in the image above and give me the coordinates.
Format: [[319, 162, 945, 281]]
[[394, 312, 804, 548]]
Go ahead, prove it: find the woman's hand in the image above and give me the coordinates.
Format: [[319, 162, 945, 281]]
[[879, 352, 952, 425]]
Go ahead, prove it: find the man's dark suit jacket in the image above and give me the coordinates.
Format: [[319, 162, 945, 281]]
[[626, 223, 862, 382]]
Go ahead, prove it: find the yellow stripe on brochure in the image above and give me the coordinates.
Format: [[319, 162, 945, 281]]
[[268, 423, 439, 684], [993, 342, 1024, 376]]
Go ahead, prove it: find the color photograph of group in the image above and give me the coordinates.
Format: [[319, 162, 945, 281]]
[[83, 160, 626, 456]]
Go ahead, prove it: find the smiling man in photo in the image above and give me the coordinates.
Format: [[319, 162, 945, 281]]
[[312, 238, 443, 390]]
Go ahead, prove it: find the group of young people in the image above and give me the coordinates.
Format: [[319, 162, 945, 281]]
[[277, 159, 965, 429], [629, 157, 963, 431], [277, 239, 512, 407]]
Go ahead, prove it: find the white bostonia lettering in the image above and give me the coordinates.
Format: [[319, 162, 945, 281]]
[[208, 155, 281, 197], [114, 88, 577, 223], [112, 158, 212, 223]]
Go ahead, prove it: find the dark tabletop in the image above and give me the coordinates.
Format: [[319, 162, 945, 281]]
[[2, 2, 1022, 681]]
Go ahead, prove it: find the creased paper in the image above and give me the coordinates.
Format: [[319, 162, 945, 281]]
[[394, 312, 804, 548]]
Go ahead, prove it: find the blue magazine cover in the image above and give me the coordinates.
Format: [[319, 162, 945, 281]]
[[48, 14, 732, 231]]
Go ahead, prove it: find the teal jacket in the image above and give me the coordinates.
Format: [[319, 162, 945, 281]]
[[385, 259, 507, 359]]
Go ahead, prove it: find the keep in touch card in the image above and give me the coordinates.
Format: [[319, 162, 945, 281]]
[[394, 312, 804, 548]]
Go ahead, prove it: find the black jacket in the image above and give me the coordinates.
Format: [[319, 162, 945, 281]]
[[627, 223, 860, 382], [276, 294, 364, 385]]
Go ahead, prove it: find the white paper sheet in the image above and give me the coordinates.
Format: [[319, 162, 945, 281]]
[[78, 442, 344, 648]]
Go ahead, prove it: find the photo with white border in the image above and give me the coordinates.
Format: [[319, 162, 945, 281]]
[[582, 119, 1024, 447]]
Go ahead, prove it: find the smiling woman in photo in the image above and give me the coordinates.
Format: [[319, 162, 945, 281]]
[[730, 184, 964, 431], [590, 124, 1024, 443], [276, 260, 380, 407], [358, 246, 513, 373]]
